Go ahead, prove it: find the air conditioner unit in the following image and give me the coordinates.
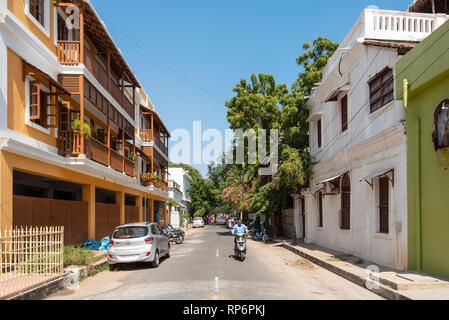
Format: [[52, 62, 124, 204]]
[[323, 182, 339, 195]]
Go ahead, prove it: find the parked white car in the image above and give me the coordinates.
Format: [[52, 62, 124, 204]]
[[192, 217, 205, 228]]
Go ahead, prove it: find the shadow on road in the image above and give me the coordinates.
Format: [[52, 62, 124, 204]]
[[110, 257, 170, 272], [216, 231, 233, 237]]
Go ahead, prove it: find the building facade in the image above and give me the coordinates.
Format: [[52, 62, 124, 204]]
[[396, 19, 449, 279], [168, 179, 183, 228], [302, 6, 448, 269], [0, 0, 170, 244], [168, 167, 192, 215]]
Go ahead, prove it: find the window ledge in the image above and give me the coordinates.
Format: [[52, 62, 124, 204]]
[[368, 100, 396, 122], [374, 232, 392, 240], [317, 227, 324, 232], [26, 122, 51, 135]]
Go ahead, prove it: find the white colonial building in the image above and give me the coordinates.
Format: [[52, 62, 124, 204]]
[[168, 167, 192, 226], [301, 6, 448, 270]]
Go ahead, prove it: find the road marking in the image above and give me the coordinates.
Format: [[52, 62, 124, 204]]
[[216, 249, 219, 257], [214, 277, 219, 300]]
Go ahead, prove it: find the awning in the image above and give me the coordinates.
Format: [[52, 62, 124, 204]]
[[324, 82, 350, 102], [311, 183, 324, 194], [359, 168, 394, 188], [22, 59, 71, 96], [320, 174, 343, 184], [307, 111, 323, 122]]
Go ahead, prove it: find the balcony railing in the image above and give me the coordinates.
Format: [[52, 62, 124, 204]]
[[57, 131, 135, 177], [124, 158, 135, 177], [322, 9, 449, 81], [57, 41, 80, 65], [140, 129, 153, 142], [110, 149, 123, 173], [58, 130, 82, 155], [84, 47, 135, 120], [154, 180, 168, 192]]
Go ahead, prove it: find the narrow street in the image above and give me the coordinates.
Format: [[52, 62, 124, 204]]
[[47, 225, 382, 300]]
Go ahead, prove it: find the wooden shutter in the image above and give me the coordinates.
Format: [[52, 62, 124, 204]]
[[379, 177, 389, 233], [318, 192, 323, 228], [29, 81, 41, 120], [59, 101, 70, 131], [341, 95, 348, 132], [46, 93, 58, 128], [30, 0, 44, 26], [317, 119, 322, 149], [340, 174, 351, 230]]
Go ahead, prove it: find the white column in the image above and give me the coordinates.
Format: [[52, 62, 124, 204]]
[[293, 194, 302, 239], [302, 191, 315, 244], [0, 19, 7, 129]]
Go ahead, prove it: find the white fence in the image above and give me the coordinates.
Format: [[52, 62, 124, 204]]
[[0, 226, 64, 299]]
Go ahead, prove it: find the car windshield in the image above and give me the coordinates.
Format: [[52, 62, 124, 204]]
[[113, 227, 148, 239]]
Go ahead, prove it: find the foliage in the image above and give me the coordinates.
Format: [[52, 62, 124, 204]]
[[63, 246, 105, 267], [167, 198, 178, 207], [194, 208, 206, 217], [73, 119, 92, 138]]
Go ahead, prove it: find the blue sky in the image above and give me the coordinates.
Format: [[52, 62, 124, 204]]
[[91, 0, 412, 176]]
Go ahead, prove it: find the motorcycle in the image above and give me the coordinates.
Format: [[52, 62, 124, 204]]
[[164, 225, 185, 244], [253, 229, 271, 243], [234, 232, 247, 261]]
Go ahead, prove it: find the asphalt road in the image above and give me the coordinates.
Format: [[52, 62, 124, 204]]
[[47, 225, 382, 300]]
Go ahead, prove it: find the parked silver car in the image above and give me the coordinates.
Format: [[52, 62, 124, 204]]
[[192, 217, 205, 228], [108, 222, 170, 270]]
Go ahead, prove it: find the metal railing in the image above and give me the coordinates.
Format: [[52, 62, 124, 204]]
[[0, 227, 64, 299]]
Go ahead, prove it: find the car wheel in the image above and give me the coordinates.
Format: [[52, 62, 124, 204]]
[[152, 250, 160, 268]]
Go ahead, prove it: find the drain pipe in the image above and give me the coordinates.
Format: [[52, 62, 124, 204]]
[[403, 79, 422, 272]]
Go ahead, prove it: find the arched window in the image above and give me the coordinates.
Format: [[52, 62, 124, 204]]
[[432, 99, 449, 150], [340, 173, 351, 230]]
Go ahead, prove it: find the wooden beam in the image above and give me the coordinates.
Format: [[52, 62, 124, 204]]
[[80, 11, 84, 64], [80, 74, 84, 154], [122, 129, 125, 173]]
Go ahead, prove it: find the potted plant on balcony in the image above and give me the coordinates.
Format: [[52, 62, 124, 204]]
[[73, 119, 92, 138], [141, 172, 151, 186]]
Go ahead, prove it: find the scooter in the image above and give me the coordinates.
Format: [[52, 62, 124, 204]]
[[253, 229, 271, 243], [234, 232, 247, 261]]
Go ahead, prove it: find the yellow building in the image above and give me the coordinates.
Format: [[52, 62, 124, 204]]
[[0, 0, 171, 244]]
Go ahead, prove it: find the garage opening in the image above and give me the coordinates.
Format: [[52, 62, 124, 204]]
[[125, 194, 139, 224], [95, 188, 119, 239], [12, 171, 87, 245]]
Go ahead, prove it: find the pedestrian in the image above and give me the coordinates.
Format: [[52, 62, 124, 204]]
[[214, 215, 217, 225], [208, 215, 212, 225]]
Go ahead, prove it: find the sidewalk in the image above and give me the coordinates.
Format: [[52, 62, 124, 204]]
[[275, 239, 449, 300]]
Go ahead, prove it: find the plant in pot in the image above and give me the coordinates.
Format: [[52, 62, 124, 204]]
[[73, 119, 92, 138]]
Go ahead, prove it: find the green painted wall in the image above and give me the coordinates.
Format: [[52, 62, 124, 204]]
[[396, 20, 449, 279]]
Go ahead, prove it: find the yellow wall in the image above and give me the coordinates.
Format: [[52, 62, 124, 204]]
[[8, 48, 58, 146], [7, 0, 58, 56], [0, 150, 166, 230]]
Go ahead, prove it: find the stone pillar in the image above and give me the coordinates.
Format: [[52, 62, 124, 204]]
[[117, 191, 125, 225], [302, 191, 314, 244], [0, 152, 13, 230], [137, 195, 143, 222], [293, 194, 302, 239], [82, 184, 96, 239]]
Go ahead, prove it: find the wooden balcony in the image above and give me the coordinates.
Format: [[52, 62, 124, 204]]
[[85, 137, 108, 167], [58, 130, 82, 155], [57, 131, 135, 178], [154, 180, 169, 192], [124, 158, 135, 177], [57, 41, 81, 65], [140, 129, 153, 142], [110, 149, 123, 173]]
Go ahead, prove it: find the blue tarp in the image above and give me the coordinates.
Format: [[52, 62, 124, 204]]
[[82, 237, 110, 250]]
